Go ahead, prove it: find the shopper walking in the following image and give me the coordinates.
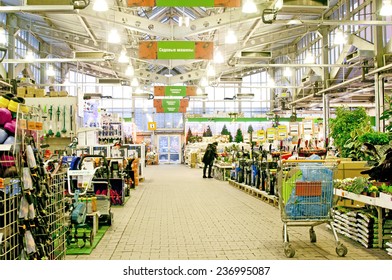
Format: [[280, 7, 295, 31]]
[[202, 142, 218, 178]]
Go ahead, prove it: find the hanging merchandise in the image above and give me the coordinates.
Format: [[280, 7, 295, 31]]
[[47, 105, 54, 136], [56, 106, 61, 137], [61, 106, 67, 135]]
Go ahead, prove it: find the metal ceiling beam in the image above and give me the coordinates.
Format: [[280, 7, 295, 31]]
[[173, 4, 271, 38], [2, 58, 109, 63], [272, 19, 392, 27], [78, 9, 172, 38], [234, 63, 364, 68], [0, 5, 78, 13]]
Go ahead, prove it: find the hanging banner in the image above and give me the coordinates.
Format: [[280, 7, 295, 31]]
[[154, 86, 196, 97], [128, 0, 240, 7], [267, 128, 276, 140], [139, 41, 213, 60], [277, 125, 287, 140]]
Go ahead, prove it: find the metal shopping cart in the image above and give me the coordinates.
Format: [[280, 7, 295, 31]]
[[277, 159, 347, 258]]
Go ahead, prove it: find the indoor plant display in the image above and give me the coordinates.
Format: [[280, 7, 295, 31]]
[[329, 107, 370, 158], [368, 185, 380, 197]]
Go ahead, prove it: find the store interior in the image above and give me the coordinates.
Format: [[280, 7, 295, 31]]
[[0, 0, 392, 260]]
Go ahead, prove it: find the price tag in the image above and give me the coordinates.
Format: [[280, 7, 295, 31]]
[[27, 121, 36, 130], [19, 119, 27, 130], [267, 128, 276, 140], [35, 122, 43, 131]]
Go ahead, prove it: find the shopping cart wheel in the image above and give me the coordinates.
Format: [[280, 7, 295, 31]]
[[336, 243, 348, 257], [309, 228, 317, 243], [284, 243, 295, 258]]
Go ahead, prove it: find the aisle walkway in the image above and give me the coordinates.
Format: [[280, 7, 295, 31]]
[[66, 164, 391, 260]]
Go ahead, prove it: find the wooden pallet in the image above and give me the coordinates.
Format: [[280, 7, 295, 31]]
[[227, 179, 279, 208]]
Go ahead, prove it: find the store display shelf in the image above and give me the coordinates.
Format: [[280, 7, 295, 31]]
[[334, 189, 392, 211], [334, 188, 392, 248]]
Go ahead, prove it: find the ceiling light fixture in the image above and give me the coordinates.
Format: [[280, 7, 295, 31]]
[[242, 0, 257, 13], [275, 0, 283, 10], [0, 28, 6, 45], [93, 0, 108, 12], [118, 50, 129, 63], [125, 64, 134, 76], [178, 16, 190, 27], [304, 51, 315, 64], [207, 64, 216, 77], [200, 77, 208, 87], [225, 29, 238, 44], [380, 0, 392, 16], [333, 28, 347, 45], [47, 65, 55, 77], [108, 29, 121, 44], [283, 67, 292, 78], [25, 50, 35, 62], [131, 78, 139, 87], [214, 50, 224, 64], [196, 87, 203, 95]]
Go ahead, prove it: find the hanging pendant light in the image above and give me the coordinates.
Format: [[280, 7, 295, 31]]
[[125, 64, 134, 76], [108, 29, 121, 44], [47, 65, 55, 77], [93, 0, 108, 12], [118, 50, 129, 63], [214, 50, 224, 64], [242, 0, 257, 13], [225, 29, 238, 44]]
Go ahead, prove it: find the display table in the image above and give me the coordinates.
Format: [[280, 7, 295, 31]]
[[86, 211, 100, 236], [334, 189, 392, 248], [213, 163, 233, 181]]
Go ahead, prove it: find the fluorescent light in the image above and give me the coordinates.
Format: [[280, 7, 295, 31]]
[[380, 0, 392, 16], [47, 65, 55, 77], [118, 50, 129, 63], [334, 29, 346, 45], [25, 50, 35, 62], [93, 0, 108, 12], [125, 64, 134, 76], [304, 51, 315, 64], [225, 29, 238, 44], [283, 67, 292, 78], [207, 65, 215, 77], [242, 0, 257, 13], [214, 50, 224, 63], [108, 29, 121, 44]]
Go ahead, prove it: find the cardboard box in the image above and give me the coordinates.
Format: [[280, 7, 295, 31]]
[[17, 87, 26, 97], [34, 88, 46, 97], [57, 91, 68, 97], [26, 86, 35, 95], [334, 161, 370, 180]]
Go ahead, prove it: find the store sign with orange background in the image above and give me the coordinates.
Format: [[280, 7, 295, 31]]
[[139, 41, 213, 60], [154, 86, 196, 97], [128, 0, 240, 7]]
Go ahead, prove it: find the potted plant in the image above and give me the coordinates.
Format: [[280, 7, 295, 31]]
[[368, 185, 379, 197]]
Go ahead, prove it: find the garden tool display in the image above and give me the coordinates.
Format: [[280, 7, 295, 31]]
[[42, 105, 48, 137], [70, 105, 73, 136], [47, 105, 54, 136], [61, 105, 67, 135], [55, 106, 61, 137]]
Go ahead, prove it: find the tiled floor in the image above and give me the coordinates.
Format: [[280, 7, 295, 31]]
[[66, 164, 392, 260]]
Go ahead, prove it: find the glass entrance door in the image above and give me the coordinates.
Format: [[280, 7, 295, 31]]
[[158, 135, 181, 164]]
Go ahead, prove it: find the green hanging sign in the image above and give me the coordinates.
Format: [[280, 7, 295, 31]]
[[162, 100, 180, 113], [164, 86, 186, 97]]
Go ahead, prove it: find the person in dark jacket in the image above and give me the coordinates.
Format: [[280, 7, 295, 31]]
[[202, 142, 218, 178]]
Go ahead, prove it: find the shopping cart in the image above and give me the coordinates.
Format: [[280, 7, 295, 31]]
[[277, 159, 347, 258]]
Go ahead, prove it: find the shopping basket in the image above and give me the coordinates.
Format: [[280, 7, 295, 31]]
[[277, 159, 347, 258]]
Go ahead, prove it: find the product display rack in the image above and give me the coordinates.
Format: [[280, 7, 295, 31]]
[[15, 104, 66, 260], [98, 121, 123, 145]]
